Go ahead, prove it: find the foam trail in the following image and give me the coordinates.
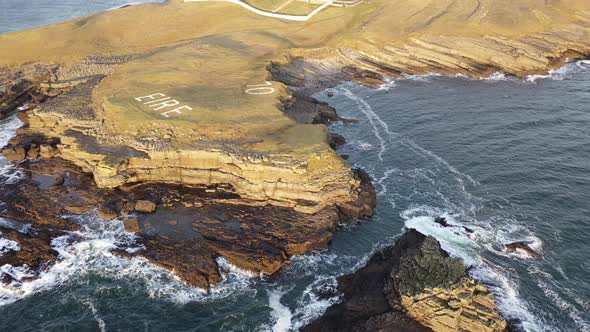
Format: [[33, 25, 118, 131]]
[[334, 85, 477, 186], [529, 266, 590, 332], [401, 138, 478, 185], [471, 265, 544, 332], [376, 167, 398, 196], [267, 288, 293, 332], [83, 300, 107, 332], [290, 276, 342, 330], [335, 87, 397, 161]]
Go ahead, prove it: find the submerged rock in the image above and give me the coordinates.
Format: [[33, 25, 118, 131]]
[[304, 229, 507, 332], [502, 242, 541, 258]]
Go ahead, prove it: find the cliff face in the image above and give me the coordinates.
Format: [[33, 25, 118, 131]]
[[0, 0, 589, 293], [304, 229, 507, 332], [1, 0, 589, 213]]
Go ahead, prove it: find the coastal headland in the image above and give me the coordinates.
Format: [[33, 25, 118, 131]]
[[0, 0, 589, 328]]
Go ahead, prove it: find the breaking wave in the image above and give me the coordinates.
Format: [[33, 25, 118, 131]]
[[0, 212, 257, 306], [325, 83, 560, 331], [0, 114, 24, 184]]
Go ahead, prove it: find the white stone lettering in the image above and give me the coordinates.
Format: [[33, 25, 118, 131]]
[[134, 93, 166, 102], [245, 81, 275, 95], [162, 105, 193, 118], [144, 97, 171, 104], [151, 99, 180, 111], [134, 92, 192, 117]]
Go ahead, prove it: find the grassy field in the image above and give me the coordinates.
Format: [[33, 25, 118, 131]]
[[279, 1, 319, 15], [1, 0, 589, 169], [242, 0, 285, 12]]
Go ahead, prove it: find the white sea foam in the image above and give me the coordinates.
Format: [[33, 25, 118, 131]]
[[267, 288, 293, 332], [348, 140, 374, 151], [376, 167, 398, 196], [401, 72, 442, 82], [403, 211, 546, 331], [471, 265, 543, 332], [291, 277, 340, 330], [0, 218, 31, 233], [529, 266, 590, 332], [335, 87, 397, 161], [0, 114, 22, 148], [0, 233, 20, 255], [525, 63, 574, 83], [576, 60, 590, 70], [0, 212, 258, 306], [0, 265, 35, 283], [482, 72, 509, 82], [83, 300, 107, 332], [0, 114, 24, 184], [403, 213, 481, 266], [377, 78, 397, 91], [395, 63, 577, 84], [106, 2, 144, 11]]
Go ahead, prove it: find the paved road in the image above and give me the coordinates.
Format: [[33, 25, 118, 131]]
[[184, 0, 334, 21]]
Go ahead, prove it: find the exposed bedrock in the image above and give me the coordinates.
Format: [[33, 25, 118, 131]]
[[0, 55, 376, 289], [0, 0, 588, 300], [0, 155, 375, 289], [303, 229, 507, 332], [2, 65, 366, 216]]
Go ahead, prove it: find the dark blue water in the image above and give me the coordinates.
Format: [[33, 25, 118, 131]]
[[0, 0, 161, 34], [1, 3, 590, 331]]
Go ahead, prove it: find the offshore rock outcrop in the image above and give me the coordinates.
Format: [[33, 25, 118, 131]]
[[0, 0, 589, 301], [304, 229, 507, 332]]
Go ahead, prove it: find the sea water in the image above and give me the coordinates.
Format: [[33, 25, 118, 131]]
[[1, 3, 589, 331]]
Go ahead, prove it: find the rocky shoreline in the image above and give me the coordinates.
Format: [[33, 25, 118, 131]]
[[303, 229, 508, 332], [0, 75, 376, 288], [0, 0, 588, 327]]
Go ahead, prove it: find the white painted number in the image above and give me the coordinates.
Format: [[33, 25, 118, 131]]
[[245, 81, 275, 95]]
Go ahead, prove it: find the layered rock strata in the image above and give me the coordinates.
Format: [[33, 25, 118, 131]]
[[0, 0, 589, 297], [304, 229, 507, 332], [0, 153, 374, 289]]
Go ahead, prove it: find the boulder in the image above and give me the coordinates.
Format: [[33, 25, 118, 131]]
[[122, 218, 140, 232], [26, 144, 40, 159], [503, 242, 540, 257], [97, 204, 118, 220], [39, 144, 58, 159], [2, 146, 26, 161], [134, 200, 157, 213]]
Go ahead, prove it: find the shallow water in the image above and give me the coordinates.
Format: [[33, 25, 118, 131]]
[[1, 3, 590, 331]]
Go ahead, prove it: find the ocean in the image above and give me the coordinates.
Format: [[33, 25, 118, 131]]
[[0, 2, 589, 331]]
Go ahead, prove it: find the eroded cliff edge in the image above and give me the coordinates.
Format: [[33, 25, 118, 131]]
[[0, 0, 589, 295], [303, 229, 508, 332]]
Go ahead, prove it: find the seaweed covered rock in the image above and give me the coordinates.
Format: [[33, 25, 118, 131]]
[[304, 229, 507, 332]]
